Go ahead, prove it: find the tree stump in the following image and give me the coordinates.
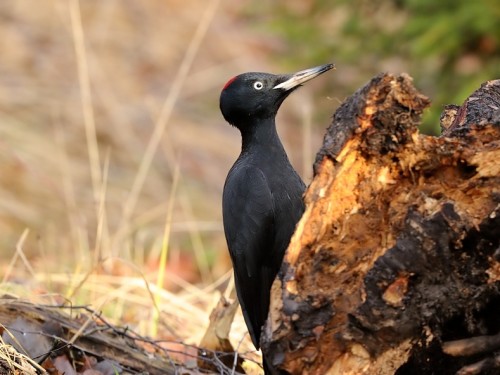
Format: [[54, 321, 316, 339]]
[[262, 74, 500, 375]]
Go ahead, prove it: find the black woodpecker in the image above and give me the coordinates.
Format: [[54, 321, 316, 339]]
[[219, 64, 334, 373]]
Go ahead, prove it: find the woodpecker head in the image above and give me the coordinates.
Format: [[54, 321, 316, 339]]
[[220, 64, 334, 129]]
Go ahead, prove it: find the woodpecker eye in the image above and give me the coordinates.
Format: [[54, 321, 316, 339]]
[[253, 81, 264, 90]]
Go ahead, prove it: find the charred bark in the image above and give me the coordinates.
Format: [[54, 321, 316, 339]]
[[262, 74, 500, 375]]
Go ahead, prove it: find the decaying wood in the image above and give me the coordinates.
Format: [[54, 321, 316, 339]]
[[262, 74, 500, 375], [0, 298, 176, 374], [442, 332, 500, 357], [197, 296, 245, 373]]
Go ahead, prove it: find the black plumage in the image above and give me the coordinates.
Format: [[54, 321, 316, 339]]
[[219, 64, 334, 367]]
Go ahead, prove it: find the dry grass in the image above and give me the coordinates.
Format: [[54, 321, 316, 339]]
[[0, 335, 41, 374], [0, 1, 334, 369]]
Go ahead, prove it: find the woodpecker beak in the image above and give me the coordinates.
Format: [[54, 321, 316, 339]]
[[273, 63, 335, 91]]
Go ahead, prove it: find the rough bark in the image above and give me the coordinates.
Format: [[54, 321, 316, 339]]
[[262, 74, 500, 375]]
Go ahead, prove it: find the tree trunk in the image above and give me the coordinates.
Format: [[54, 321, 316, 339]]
[[262, 74, 500, 375]]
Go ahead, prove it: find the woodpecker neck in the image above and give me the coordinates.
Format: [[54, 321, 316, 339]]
[[240, 118, 285, 155]]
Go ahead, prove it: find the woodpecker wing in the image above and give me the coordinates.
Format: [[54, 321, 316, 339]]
[[222, 165, 276, 349]]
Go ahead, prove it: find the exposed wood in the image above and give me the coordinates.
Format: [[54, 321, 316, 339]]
[[197, 296, 246, 373], [262, 74, 500, 375], [442, 332, 500, 357]]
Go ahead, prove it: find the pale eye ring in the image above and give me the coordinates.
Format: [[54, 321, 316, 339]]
[[253, 81, 264, 90]]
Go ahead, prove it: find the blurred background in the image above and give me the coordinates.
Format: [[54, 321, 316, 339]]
[[0, 0, 498, 360]]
